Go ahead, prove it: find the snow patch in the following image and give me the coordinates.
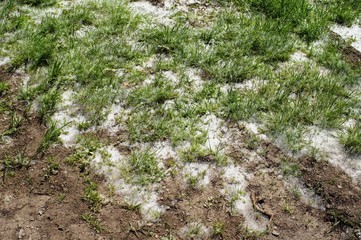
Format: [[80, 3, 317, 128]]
[[332, 24, 361, 52], [240, 121, 268, 140], [220, 165, 268, 232], [179, 222, 210, 239], [283, 176, 325, 210], [304, 127, 361, 185], [152, 141, 179, 161], [220, 78, 267, 93], [75, 26, 97, 38], [232, 193, 268, 231], [91, 145, 165, 222], [187, 68, 204, 90], [52, 90, 85, 147], [290, 51, 309, 62], [22, 76, 30, 86], [200, 114, 226, 152], [129, 1, 174, 25], [0, 57, 10, 66], [99, 103, 129, 135], [183, 163, 212, 187], [163, 71, 179, 84]]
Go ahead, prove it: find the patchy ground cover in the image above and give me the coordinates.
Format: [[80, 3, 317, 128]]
[[1, 0, 361, 239]]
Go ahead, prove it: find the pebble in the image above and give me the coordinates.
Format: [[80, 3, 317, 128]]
[[18, 228, 25, 239], [272, 230, 280, 236]]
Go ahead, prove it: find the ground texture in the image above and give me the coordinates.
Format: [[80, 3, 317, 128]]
[[1, 0, 361, 239]]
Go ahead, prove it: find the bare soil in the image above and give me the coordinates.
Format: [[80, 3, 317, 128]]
[[330, 32, 361, 69]]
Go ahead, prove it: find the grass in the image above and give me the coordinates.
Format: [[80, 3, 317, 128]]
[[81, 213, 103, 233], [180, 143, 227, 165], [1, 152, 30, 181], [341, 123, 361, 154], [0, 82, 9, 95], [83, 178, 103, 212], [280, 159, 300, 177], [128, 148, 164, 185], [2, 112, 23, 136], [212, 221, 225, 236], [36, 121, 62, 155]]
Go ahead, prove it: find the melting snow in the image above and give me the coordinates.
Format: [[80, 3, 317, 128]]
[[0, 57, 10, 67], [220, 78, 267, 93], [163, 71, 179, 84], [187, 68, 204, 90], [290, 51, 309, 62], [99, 103, 128, 135], [183, 163, 212, 187], [304, 127, 361, 185], [91, 145, 165, 222], [240, 121, 268, 140], [152, 141, 179, 161], [129, 1, 174, 25], [220, 165, 268, 232], [179, 222, 210, 239], [332, 24, 361, 52], [52, 90, 85, 147], [283, 176, 325, 210], [200, 114, 226, 152]]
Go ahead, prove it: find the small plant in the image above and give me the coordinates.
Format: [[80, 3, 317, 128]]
[[283, 201, 294, 214], [212, 221, 225, 236], [36, 121, 62, 155], [341, 123, 361, 154], [46, 156, 60, 176], [57, 193, 66, 202], [83, 179, 103, 212], [183, 222, 208, 239], [244, 134, 260, 150], [280, 160, 300, 177], [241, 226, 265, 240], [290, 187, 302, 200], [38, 89, 60, 122], [2, 111, 23, 136], [180, 143, 227, 165], [0, 82, 9, 96], [81, 213, 103, 233], [2, 153, 30, 182], [4, 152, 31, 170]]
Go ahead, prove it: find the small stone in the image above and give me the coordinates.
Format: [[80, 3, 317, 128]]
[[18, 228, 25, 239], [272, 230, 280, 236], [30, 217, 35, 221], [337, 185, 342, 189]]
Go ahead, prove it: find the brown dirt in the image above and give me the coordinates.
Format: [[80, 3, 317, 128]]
[[227, 125, 349, 240], [330, 31, 361, 69], [154, 172, 245, 239], [299, 156, 361, 228]]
